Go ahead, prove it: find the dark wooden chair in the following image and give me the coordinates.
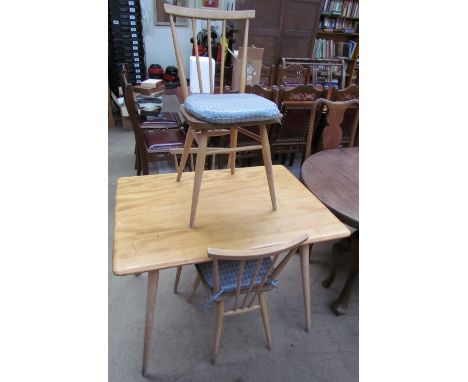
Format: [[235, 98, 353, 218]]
[[123, 83, 187, 175], [304, 98, 359, 159], [259, 64, 276, 87], [165, 4, 280, 227], [269, 101, 318, 167], [272, 85, 325, 165], [331, 84, 359, 147], [276, 64, 310, 87], [188, 233, 309, 364]]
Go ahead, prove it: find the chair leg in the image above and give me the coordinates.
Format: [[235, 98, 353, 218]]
[[177, 126, 194, 182], [173, 266, 182, 294], [189, 131, 208, 228], [229, 127, 238, 174], [173, 154, 179, 172], [211, 300, 225, 365], [259, 124, 277, 211], [142, 157, 149, 175], [258, 292, 272, 351], [190, 154, 194, 171], [136, 149, 142, 176], [289, 152, 296, 167], [188, 274, 201, 303], [134, 144, 138, 169]]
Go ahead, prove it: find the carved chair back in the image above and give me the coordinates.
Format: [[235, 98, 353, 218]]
[[276, 84, 324, 106], [331, 84, 359, 147], [164, 4, 255, 99], [305, 98, 359, 158], [259, 64, 276, 87], [271, 101, 316, 144], [276, 64, 310, 87]]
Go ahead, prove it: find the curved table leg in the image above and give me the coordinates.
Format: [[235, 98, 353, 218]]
[[322, 247, 341, 288], [331, 232, 359, 316]]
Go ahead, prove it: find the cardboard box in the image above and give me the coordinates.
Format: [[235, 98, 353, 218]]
[[231, 46, 264, 91]]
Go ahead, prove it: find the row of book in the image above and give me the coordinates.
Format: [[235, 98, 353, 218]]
[[322, 0, 359, 18], [320, 17, 358, 32], [313, 39, 357, 60]]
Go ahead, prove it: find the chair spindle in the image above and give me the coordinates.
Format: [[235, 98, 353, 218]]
[[247, 254, 280, 307], [239, 19, 249, 93], [219, 19, 226, 94], [191, 18, 203, 93], [213, 259, 220, 293], [234, 260, 245, 311], [207, 19, 213, 94], [241, 258, 262, 309]]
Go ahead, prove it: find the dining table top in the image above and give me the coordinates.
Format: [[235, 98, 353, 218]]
[[112, 165, 351, 276], [301, 147, 359, 229]]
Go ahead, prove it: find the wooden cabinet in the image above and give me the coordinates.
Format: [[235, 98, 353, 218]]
[[234, 0, 323, 65]]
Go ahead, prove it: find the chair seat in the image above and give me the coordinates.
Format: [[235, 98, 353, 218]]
[[196, 258, 273, 294], [183, 93, 280, 124], [140, 112, 181, 129], [144, 129, 185, 150]]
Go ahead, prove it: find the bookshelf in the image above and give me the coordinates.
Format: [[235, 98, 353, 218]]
[[313, 0, 359, 87]]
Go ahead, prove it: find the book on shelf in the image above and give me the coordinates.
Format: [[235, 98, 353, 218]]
[[321, 0, 359, 19], [319, 15, 358, 33], [313, 38, 357, 60]]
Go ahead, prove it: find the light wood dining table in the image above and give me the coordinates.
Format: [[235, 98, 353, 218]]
[[113, 165, 351, 375]]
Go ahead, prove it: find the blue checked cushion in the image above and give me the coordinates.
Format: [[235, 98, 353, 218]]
[[196, 258, 273, 294], [183, 93, 280, 124]]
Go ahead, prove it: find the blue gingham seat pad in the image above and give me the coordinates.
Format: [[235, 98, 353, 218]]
[[196, 258, 275, 295], [183, 93, 280, 124]]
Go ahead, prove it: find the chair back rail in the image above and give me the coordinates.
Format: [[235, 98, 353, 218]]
[[276, 84, 324, 106], [332, 84, 359, 101], [164, 4, 255, 99], [207, 233, 308, 311]]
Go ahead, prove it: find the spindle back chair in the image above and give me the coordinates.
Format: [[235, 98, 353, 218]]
[[165, 4, 280, 228], [190, 233, 309, 364]]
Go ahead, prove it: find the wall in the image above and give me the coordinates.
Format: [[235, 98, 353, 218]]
[[139, 0, 235, 79]]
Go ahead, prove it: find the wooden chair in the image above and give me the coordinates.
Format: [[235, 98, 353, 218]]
[[123, 83, 188, 175], [270, 101, 318, 167], [188, 233, 309, 364], [332, 84, 359, 147], [276, 64, 310, 87], [272, 85, 325, 164], [304, 98, 359, 159], [165, 4, 280, 228]]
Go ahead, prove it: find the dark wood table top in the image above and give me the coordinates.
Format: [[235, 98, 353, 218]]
[[300, 147, 358, 229]]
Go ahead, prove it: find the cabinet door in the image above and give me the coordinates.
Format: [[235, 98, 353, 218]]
[[235, 0, 322, 65]]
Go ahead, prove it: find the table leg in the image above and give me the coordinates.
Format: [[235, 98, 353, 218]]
[[142, 270, 159, 376], [331, 232, 359, 315], [300, 244, 311, 332]]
